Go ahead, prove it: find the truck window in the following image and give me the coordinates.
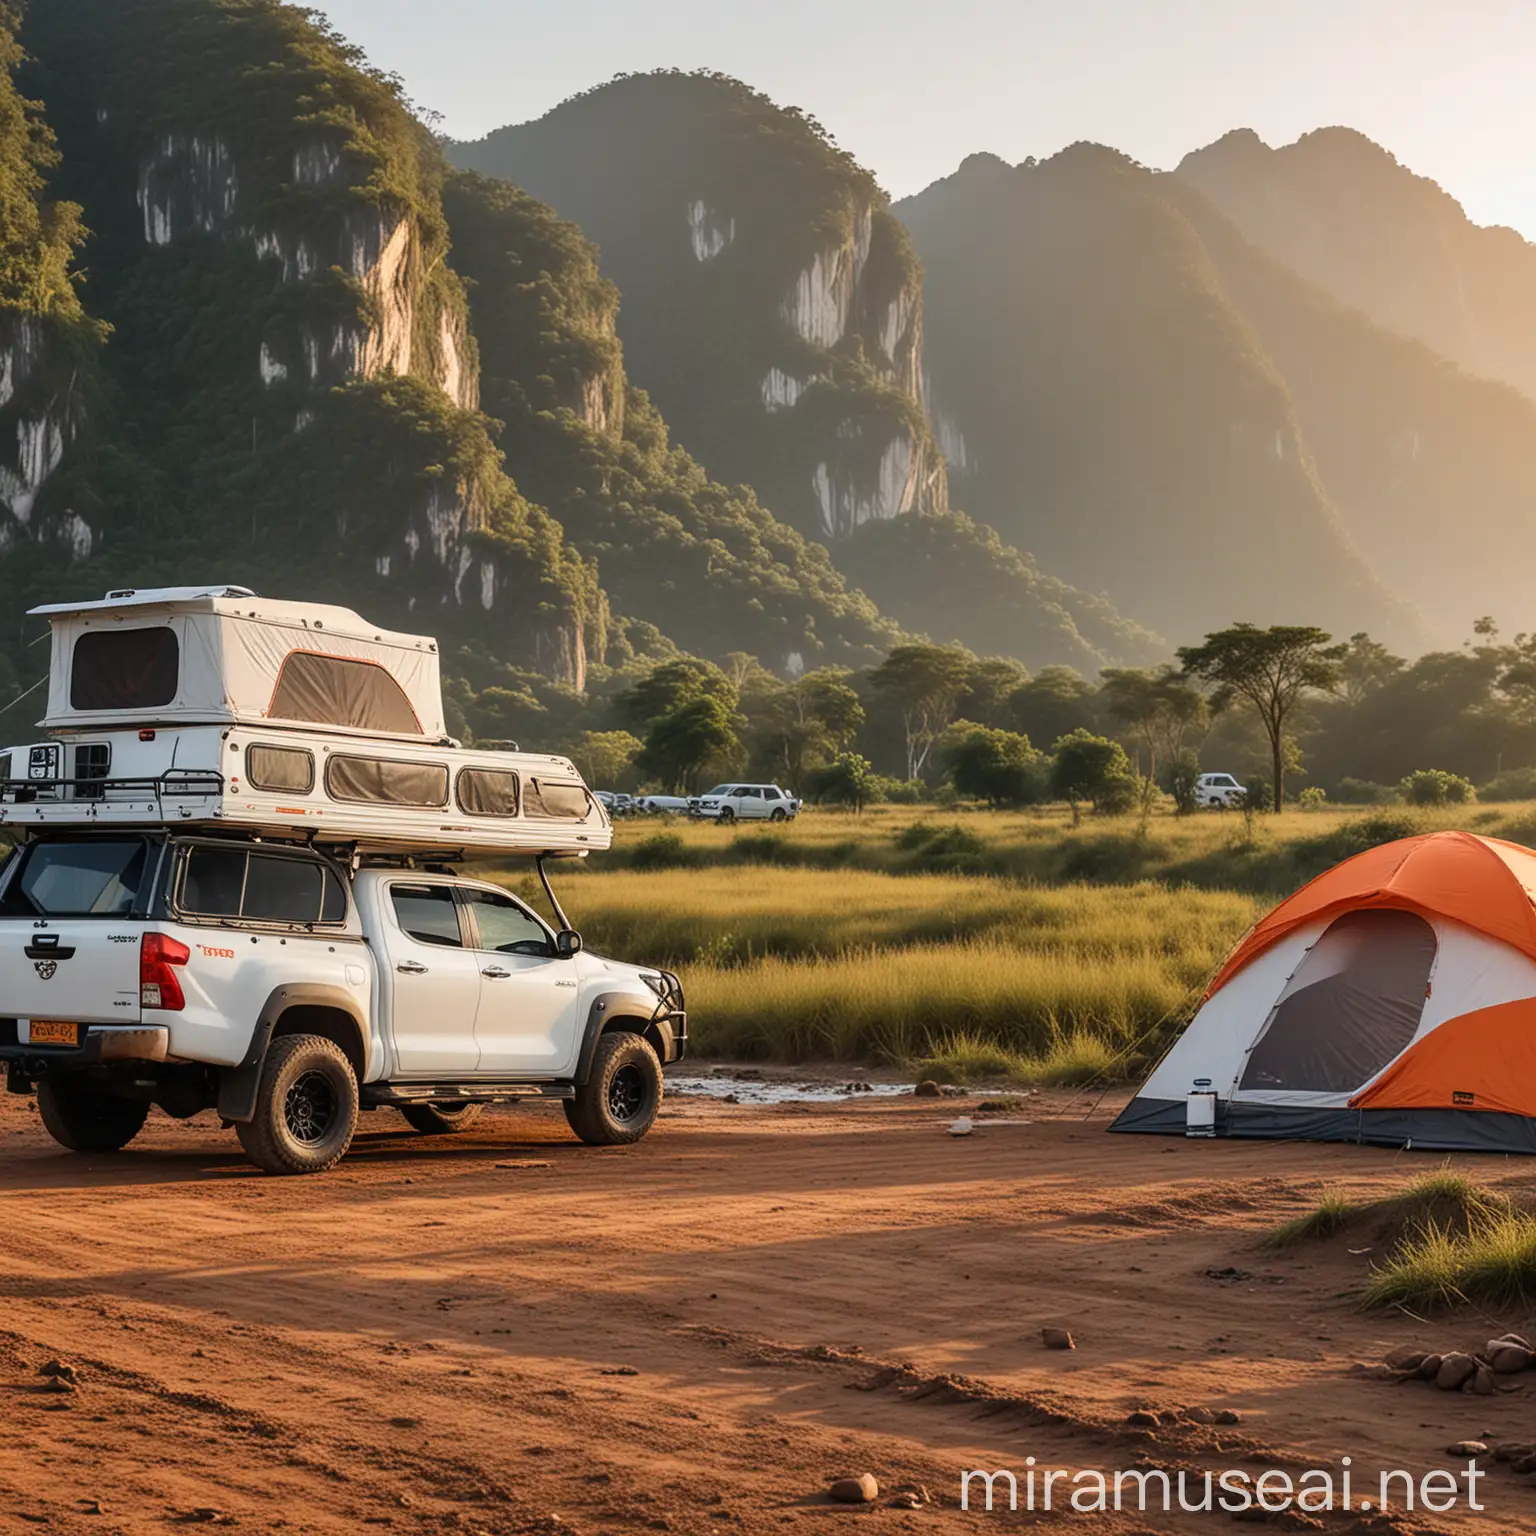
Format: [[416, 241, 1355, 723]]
[[3, 838, 150, 917], [523, 779, 593, 821], [456, 767, 518, 817], [391, 884, 464, 948], [179, 846, 346, 925], [247, 744, 315, 793], [70, 626, 180, 711], [462, 889, 551, 955]]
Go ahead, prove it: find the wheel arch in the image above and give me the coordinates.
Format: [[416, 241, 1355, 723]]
[[217, 985, 370, 1123], [575, 993, 672, 1084]]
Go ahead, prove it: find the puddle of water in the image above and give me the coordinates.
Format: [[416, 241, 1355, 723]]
[[664, 1073, 912, 1105]]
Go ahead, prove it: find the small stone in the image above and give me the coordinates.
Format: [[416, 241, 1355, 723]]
[[1514, 1453, 1536, 1476], [81, 1501, 105, 1516], [1494, 1442, 1535, 1463], [1126, 1410, 1160, 1428], [828, 1475, 879, 1504], [1469, 1365, 1496, 1396], [1040, 1327, 1075, 1351], [600, 1366, 640, 1376], [42, 1376, 77, 1394], [1447, 1441, 1489, 1457], [947, 1117, 974, 1137], [1435, 1352, 1477, 1391], [888, 1493, 921, 1510], [37, 1360, 78, 1383], [388, 1416, 420, 1429], [1416, 1353, 1443, 1380], [1492, 1331, 1533, 1351], [1490, 1344, 1532, 1374], [1384, 1347, 1429, 1372], [1214, 1409, 1241, 1425], [913, 1080, 941, 1098], [1180, 1406, 1216, 1424]]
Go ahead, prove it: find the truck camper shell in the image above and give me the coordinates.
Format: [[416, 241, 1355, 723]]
[[3, 587, 610, 859]]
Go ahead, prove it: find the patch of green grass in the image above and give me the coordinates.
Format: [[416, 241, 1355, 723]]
[[1263, 1189, 1359, 1249], [1363, 1213, 1536, 1312], [911, 1024, 1121, 1088]]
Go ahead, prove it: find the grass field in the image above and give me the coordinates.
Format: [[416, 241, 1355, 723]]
[[494, 800, 1536, 1078]]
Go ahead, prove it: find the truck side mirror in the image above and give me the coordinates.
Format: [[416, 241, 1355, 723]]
[[555, 929, 583, 959]]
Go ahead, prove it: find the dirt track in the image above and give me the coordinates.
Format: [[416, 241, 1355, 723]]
[[2, 1084, 1534, 1535]]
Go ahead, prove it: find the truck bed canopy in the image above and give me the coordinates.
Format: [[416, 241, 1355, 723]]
[[33, 587, 446, 740]]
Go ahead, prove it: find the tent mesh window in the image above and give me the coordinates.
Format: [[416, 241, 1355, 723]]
[[1239, 910, 1437, 1094], [325, 754, 449, 808], [269, 652, 421, 735], [70, 626, 180, 710], [456, 768, 518, 817], [523, 778, 594, 821], [246, 744, 315, 794]]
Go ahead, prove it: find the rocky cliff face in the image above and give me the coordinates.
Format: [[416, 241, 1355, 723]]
[[1178, 128, 1536, 408], [452, 72, 948, 545], [19, 0, 600, 686]]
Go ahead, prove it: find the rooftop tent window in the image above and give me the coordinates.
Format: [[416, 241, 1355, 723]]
[[456, 768, 518, 818], [246, 744, 315, 794], [70, 626, 179, 710], [523, 778, 593, 821], [1238, 909, 1437, 1095], [269, 651, 422, 735], [325, 755, 449, 807]]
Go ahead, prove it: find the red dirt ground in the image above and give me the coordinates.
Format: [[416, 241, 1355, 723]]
[[2, 1086, 1533, 1534]]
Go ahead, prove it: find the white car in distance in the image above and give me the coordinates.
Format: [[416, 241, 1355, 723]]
[[1194, 772, 1247, 808], [689, 784, 801, 823]]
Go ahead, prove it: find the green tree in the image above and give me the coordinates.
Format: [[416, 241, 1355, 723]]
[[1337, 632, 1405, 705], [815, 750, 878, 812], [566, 729, 643, 790], [1099, 664, 1209, 778], [1177, 625, 1345, 813], [869, 644, 976, 780], [1008, 665, 1098, 746], [637, 695, 744, 793], [616, 658, 736, 732], [754, 668, 865, 791], [1048, 729, 1136, 825], [942, 724, 1044, 807]]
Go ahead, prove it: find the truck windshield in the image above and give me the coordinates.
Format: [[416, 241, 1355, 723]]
[[1, 838, 152, 916]]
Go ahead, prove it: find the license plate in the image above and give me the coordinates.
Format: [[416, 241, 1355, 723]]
[[28, 1020, 79, 1046]]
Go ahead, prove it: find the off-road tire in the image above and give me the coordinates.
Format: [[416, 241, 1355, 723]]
[[36, 1077, 150, 1153], [236, 1034, 358, 1176], [769, 807, 787, 822], [400, 1101, 485, 1135], [717, 807, 735, 825], [564, 1032, 663, 1146]]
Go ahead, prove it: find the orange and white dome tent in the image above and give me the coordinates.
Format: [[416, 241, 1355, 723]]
[[1112, 831, 1536, 1152]]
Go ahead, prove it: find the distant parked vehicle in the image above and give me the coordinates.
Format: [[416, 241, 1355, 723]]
[[1194, 772, 1246, 808], [634, 794, 691, 815], [689, 783, 802, 824], [594, 790, 635, 817]]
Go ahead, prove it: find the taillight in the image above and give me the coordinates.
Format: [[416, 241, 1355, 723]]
[[141, 932, 190, 1010]]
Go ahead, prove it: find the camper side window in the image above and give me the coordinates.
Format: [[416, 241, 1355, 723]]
[[70, 626, 179, 710], [523, 779, 593, 821], [456, 768, 518, 817], [247, 744, 315, 793], [325, 755, 449, 807]]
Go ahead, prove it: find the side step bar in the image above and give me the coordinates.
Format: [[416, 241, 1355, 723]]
[[362, 1080, 575, 1106]]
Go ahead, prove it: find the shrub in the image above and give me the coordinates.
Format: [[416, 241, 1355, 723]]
[[1297, 786, 1328, 811], [1480, 766, 1536, 802], [1400, 769, 1476, 807], [628, 832, 697, 870], [893, 822, 987, 873], [942, 723, 1047, 807], [1166, 750, 1201, 816], [1049, 729, 1137, 822], [1335, 777, 1399, 805]]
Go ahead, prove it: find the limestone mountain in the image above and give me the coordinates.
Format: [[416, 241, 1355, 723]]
[[453, 71, 948, 545], [8, 0, 904, 701], [896, 147, 1412, 647], [1178, 128, 1536, 406], [451, 71, 1162, 670]]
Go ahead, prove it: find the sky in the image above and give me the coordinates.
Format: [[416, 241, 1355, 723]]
[[307, 0, 1536, 239]]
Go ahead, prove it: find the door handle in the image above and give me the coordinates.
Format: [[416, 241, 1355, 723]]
[[396, 960, 429, 975], [481, 966, 511, 979]]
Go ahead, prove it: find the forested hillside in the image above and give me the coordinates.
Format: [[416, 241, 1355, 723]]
[[1179, 128, 1536, 406], [894, 147, 1411, 646]]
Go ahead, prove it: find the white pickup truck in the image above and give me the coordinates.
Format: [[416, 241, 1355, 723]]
[[0, 831, 685, 1174]]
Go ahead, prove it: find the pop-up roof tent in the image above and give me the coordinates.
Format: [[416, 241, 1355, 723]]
[[1113, 831, 1536, 1153], [33, 586, 446, 740]]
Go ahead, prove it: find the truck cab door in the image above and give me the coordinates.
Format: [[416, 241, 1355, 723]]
[[380, 882, 482, 1076], [459, 888, 580, 1076]]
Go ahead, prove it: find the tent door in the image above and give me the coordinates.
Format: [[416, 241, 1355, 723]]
[[1229, 910, 1437, 1100]]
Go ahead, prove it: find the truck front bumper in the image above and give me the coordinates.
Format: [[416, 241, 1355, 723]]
[[0, 1020, 171, 1082]]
